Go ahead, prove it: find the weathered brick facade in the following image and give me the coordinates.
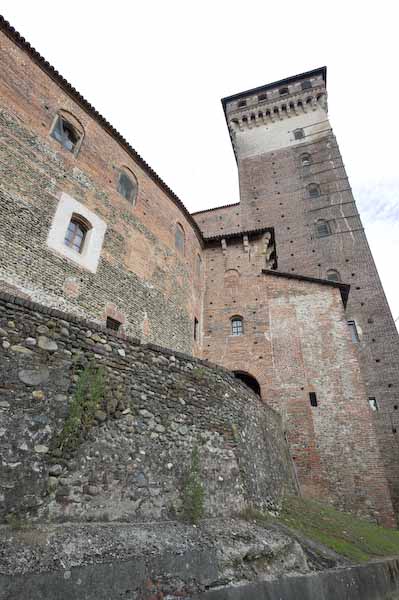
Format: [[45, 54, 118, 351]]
[[0, 18, 397, 526], [195, 68, 399, 522]]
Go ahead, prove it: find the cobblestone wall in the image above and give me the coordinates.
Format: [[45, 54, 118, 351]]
[[0, 291, 296, 524]]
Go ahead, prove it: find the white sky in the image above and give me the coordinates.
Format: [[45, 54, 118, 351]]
[[2, 0, 398, 328]]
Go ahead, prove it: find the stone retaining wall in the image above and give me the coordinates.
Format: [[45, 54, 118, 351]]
[[0, 291, 296, 523]]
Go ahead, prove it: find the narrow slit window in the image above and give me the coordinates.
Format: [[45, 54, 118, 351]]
[[106, 316, 121, 332], [175, 223, 185, 254], [309, 392, 318, 407], [368, 397, 378, 411], [231, 316, 244, 336], [347, 320, 359, 343], [194, 317, 199, 341]]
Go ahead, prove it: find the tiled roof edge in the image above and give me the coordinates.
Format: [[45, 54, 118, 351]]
[[0, 15, 204, 245]]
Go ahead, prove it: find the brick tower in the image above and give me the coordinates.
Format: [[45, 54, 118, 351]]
[[194, 67, 399, 519]]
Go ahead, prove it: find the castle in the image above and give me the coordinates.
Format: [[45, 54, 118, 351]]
[[1, 16, 399, 529]]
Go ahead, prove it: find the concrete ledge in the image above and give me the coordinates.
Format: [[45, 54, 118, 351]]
[[198, 558, 399, 600]]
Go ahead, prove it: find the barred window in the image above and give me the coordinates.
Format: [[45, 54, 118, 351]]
[[315, 220, 331, 238], [231, 316, 244, 336]]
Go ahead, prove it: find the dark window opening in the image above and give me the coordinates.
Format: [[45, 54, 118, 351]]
[[118, 170, 137, 204], [51, 115, 80, 152], [368, 397, 378, 411], [238, 100, 247, 108], [347, 320, 359, 343], [175, 223, 185, 254], [64, 215, 90, 253], [279, 87, 289, 96], [301, 153, 311, 166], [294, 128, 305, 140], [258, 93, 267, 101], [309, 392, 318, 407], [308, 183, 321, 198], [231, 316, 244, 336], [234, 371, 261, 396], [301, 79, 312, 90], [106, 316, 121, 332], [194, 317, 199, 341]]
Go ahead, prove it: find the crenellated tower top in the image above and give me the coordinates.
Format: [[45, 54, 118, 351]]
[[222, 67, 328, 160]]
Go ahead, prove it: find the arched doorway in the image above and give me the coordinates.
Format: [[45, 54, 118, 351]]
[[233, 371, 261, 396]]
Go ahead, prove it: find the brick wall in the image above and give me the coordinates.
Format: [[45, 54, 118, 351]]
[[0, 28, 203, 355], [196, 71, 399, 521], [201, 235, 395, 527]]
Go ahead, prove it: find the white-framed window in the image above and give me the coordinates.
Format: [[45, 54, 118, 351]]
[[47, 192, 107, 273]]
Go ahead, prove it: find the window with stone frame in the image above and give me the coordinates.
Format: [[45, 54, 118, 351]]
[[231, 316, 244, 336], [117, 168, 138, 205], [64, 214, 90, 253], [51, 112, 83, 154], [175, 223, 185, 254], [294, 128, 305, 140], [315, 219, 331, 238], [279, 87, 289, 96], [301, 153, 311, 166], [301, 79, 312, 90]]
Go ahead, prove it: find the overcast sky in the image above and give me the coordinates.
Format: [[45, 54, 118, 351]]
[[2, 1, 398, 328]]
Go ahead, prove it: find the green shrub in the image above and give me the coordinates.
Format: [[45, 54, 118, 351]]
[[54, 363, 104, 453]]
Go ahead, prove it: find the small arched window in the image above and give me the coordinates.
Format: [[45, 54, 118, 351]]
[[308, 183, 321, 198], [64, 214, 91, 253], [51, 111, 84, 155], [326, 269, 341, 282], [231, 316, 244, 336], [294, 128, 305, 140], [301, 153, 311, 166], [175, 223, 185, 254], [118, 168, 138, 205], [315, 219, 331, 238], [279, 87, 289, 96]]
